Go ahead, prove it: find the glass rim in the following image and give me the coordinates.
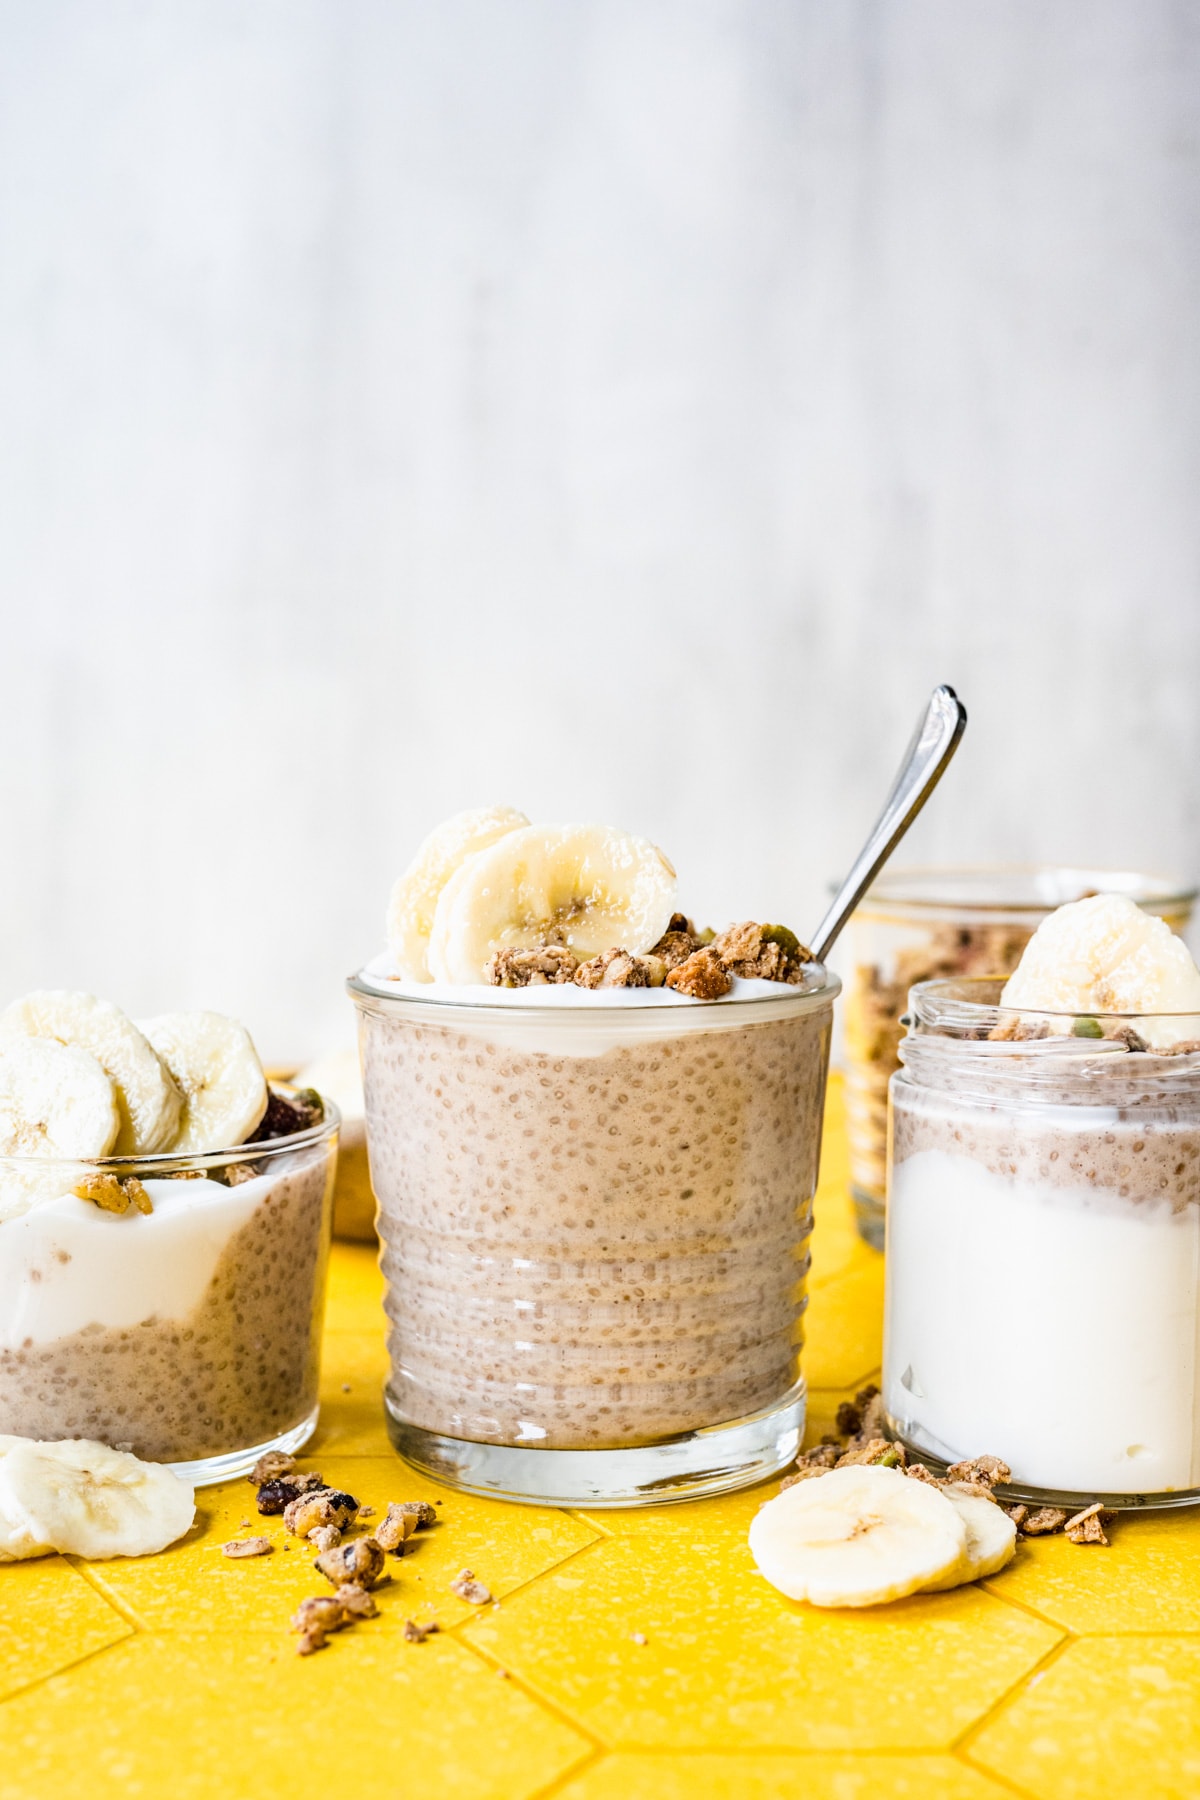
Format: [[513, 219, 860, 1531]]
[[853, 862, 1198, 913], [908, 976, 1200, 1040], [346, 966, 839, 1023], [0, 1092, 341, 1173]]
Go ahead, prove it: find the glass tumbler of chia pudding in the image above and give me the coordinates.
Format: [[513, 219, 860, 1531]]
[[884, 978, 1200, 1509], [841, 867, 1195, 1249], [349, 972, 838, 1506], [0, 1096, 339, 1485]]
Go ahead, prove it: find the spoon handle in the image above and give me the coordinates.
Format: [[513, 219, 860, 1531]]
[[807, 684, 968, 964]]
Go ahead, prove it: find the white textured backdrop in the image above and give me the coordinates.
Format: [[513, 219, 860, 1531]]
[[1, 0, 1198, 1060]]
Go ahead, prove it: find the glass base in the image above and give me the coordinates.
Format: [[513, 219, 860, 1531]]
[[852, 1183, 886, 1250], [384, 1383, 806, 1507], [890, 1429, 1200, 1512], [167, 1406, 319, 1489]]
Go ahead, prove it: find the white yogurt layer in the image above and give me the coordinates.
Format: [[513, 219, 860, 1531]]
[[0, 1173, 272, 1348], [884, 1147, 1200, 1493], [357, 951, 824, 1007]]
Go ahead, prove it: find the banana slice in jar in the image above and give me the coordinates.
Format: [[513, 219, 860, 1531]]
[[0, 1037, 120, 1160], [748, 1465, 969, 1608], [138, 1012, 268, 1153], [0, 1437, 195, 1561], [0, 991, 181, 1154], [426, 822, 679, 987], [387, 806, 531, 981]]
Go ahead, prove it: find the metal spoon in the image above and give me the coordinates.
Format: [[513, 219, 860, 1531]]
[[808, 684, 968, 964]]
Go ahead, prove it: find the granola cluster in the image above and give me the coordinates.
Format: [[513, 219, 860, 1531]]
[[780, 1386, 1116, 1548], [483, 912, 813, 1001], [72, 1172, 153, 1216]]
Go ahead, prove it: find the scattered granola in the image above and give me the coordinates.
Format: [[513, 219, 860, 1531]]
[[334, 1581, 379, 1620], [1019, 1507, 1069, 1536], [359, 1505, 375, 1519], [631, 1632, 648, 1646], [573, 948, 664, 989], [486, 946, 579, 987], [308, 1524, 342, 1553], [450, 1568, 493, 1605], [222, 1537, 273, 1558], [250, 1086, 324, 1143], [374, 1504, 418, 1554], [666, 947, 732, 1000], [283, 1488, 359, 1538], [403, 1619, 439, 1643], [946, 1456, 1011, 1490], [72, 1173, 153, 1216], [710, 921, 814, 985], [987, 1017, 1051, 1042], [647, 917, 701, 970], [314, 1537, 386, 1590], [836, 1437, 905, 1470], [249, 1451, 296, 1486], [1064, 1503, 1115, 1546], [222, 1160, 261, 1187]]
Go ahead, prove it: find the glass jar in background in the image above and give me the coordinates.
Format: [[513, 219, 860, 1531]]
[[840, 867, 1196, 1249], [884, 977, 1200, 1508], [348, 968, 838, 1507]]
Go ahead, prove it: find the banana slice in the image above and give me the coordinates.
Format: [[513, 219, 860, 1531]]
[[138, 1012, 268, 1153], [921, 1484, 1016, 1590], [388, 807, 531, 980], [0, 991, 181, 1154], [428, 822, 678, 986], [1001, 895, 1200, 1048], [748, 1465, 968, 1608], [0, 1437, 195, 1561], [0, 1036, 120, 1160]]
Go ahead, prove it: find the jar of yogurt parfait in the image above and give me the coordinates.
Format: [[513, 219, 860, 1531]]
[[884, 975, 1200, 1507]]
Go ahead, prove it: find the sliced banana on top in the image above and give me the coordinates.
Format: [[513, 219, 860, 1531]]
[[0, 991, 181, 1155], [0, 1437, 195, 1561], [388, 806, 531, 980], [749, 1465, 968, 1608], [1001, 894, 1200, 1048], [0, 1036, 120, 1161], [139, 1012, 268, 1153], [921, 1483, 1017, 1590], [427, 822, 678, 986]]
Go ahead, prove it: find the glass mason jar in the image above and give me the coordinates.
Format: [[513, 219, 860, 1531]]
[[0, 1096, 338, 1485], [841, 867, 1196, 1248], [348, 970, 838, 1507], [883, 978, 1200, 1509]]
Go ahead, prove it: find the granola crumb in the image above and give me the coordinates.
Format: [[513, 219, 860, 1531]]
[[292, 1595, 350, 1638], [573, 948, 662, 989], [646, 924, 701, 970], [223, 1160, 261, 1186], [631, 1631, 648, 1646], [450, 1568, 493, 1605], [836, 1437, 905, 1470], [1064, 1503, 1115, 1545], [374, 1503, 419, 1554], [296, 1629, 327, 1656], [249, 1450, 297, 1486], [486, 946, 579, 987], [403, 1619, 439, 1643], [358, 1505, 375, 1519], [123, 1175, 153, 1215], [905, 1463, 941, 1485], [665, 947, 732, 1000], [1161, 1038, 1200, 1056], [283, 1488, 359, 1538], [1003, 1503, 1030, 1528], [946, 1456, 1012, 1491], [987, 1016, 1051, 1042], [307, 1524, 342, 1553], [334, 1581, 379, 1620], [314, 1537, 387, 1590], [1020, 1506, 1069, 1536], [72, 1173, 135, 1215], [222, 1537, 273, 1559], [709, 921, 813, 985]]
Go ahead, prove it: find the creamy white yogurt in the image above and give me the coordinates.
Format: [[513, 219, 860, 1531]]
[[0, 1173, 272, 1347], [884, 1146, 1200, 1493]]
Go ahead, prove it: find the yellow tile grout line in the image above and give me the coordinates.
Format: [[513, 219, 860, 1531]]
[[525, 1745, 609, 1800], [63, 1556, 149, 1632], [951, 1627, 1077, 1763], [0, 1631, 135, 1710]]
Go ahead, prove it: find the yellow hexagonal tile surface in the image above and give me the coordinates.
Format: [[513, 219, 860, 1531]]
[[7, 1075, 1200, 1798], [555, 1752, 1015, 1800], [968, 1637, 1200, 1800], [0, 1557, 131, 1701], [1, 1630, 591, 1800]]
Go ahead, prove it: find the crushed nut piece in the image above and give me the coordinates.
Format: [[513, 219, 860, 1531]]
[[283, 1488, 359, 1538], [1003, 1503, 1030, 1528], [296, 1629, 327, 1656], [709, 921, 814, 984], [905, 1463, 941, 1485], [375, 1503, 419, 1554], [450, 1568, 493, 1605], [308, 1524, 342, 1553], [987, 1016, 1051, 1042], [1020, 1506, 1069, 1536], [631, 1631, 648, 1646], [836, 1437, 905, 1470], [647, 925, 701, 970], [292, 1595, 350, 1639], [403, 1619, 439, 1643], [72, 1173, 153, 1216], [1064, 1503, 1115, 1545], [314, 1537, 386, 1590], [573, 948, 661, 989], [666, 947, 732, 1000], [222, 1537, 273, 1559], [249, 1451, 296, 1486], [486, 946, 579, 987], [335, 1581, 379, 1620], [946, 1456, 1011, 1490], [358, 1505, 375, 1519]]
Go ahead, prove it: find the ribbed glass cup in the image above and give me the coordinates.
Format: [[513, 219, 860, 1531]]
[[349, 972, 838, 1506], [0, 1096, 338, 1485]]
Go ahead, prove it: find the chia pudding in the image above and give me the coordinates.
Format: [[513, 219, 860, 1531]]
[[884, 975, 1200, 1502], [0, 1133, 336, 1466]]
